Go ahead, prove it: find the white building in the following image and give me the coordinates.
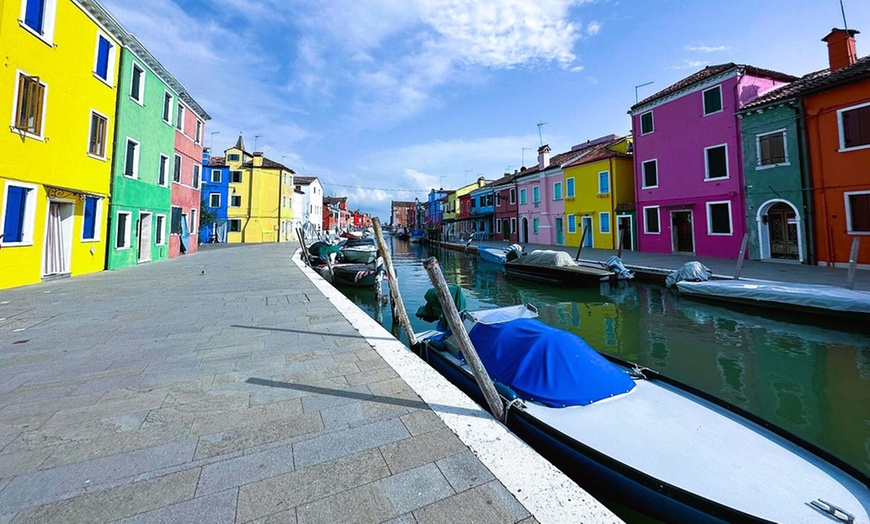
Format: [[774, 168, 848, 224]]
[[293, 176, 324, 238]]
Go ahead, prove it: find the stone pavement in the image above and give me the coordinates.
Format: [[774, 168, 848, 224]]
[[0, 244, 619, 523]]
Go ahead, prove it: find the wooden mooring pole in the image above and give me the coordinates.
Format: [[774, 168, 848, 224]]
[[296, 228, 310, 267], [733, 232, 749, 280], [373, 218, 417, 346], [847, 236, 860, 290], [423, 257, 504, 421], [574, 225, 589, 261]]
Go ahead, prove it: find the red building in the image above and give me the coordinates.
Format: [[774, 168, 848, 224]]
[[492, 172, 520, 242], [170, 93, 209, 257], [323, 196, 349, 233]]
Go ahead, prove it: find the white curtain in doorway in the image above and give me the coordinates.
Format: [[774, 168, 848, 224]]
[[45, 203, 67, 274]]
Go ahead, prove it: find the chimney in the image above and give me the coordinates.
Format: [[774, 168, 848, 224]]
[[537, 144, 551, 170], [822, 28, 859, 72], [253, 152, 263, 167]]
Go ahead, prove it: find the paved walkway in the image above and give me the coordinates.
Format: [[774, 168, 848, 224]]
[[0, 244, 618, 523]]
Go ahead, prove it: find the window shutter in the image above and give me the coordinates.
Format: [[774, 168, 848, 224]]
[[24, 0, 45, 32], [3, 186, 29, 243], [850, 194, 870, 232], [855, 106, 870, 148], [125, 142, 136, 176], [759, 135, 771, 164], [96, 37, 111, 79], [83, 197, 97, 239]]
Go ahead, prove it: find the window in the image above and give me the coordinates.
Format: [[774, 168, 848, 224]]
[[757, 130, 788, 167], [600, 212, 611, 234], [845, 192, 870, 233], [566, 178, 575, 198], [553, 182, 562, 201], [94, 35, 114, 82], [190, 209, 197, 232], [520, 189, 527, 205], [510, 218, 517, 234], [568, 214, 576, 233], [509, 188, 516, 204], [228, 153, 240, 162], [598, 171, 610, 194], [495, 193, 501, 206], [173, 154, 182, 182], [155, 215, 165, 245], [176, 104, 184, 131], [495, 219, 501, 233], [82, 196, 100, 241], [838, 102, 870, 150], [533, 186, 540, 203], [124, 138, 140, 178], [162, 92, 173, 124], [703, 85, 722, 115], [88, 112, 108, 158], [195, 120, 202, 144], [1, 183, 37, 245], [14, 73, 46, 136], [170, 206, 182, 234], [211, 169, 221, 183], [642, 159, 658, 188], [158, 154, 169, 187], [230, 170, 242, 183], [533, 218, 539, 234], [22, 0, 56, 39], [228, 219, 242, 232], [707, 201, 732, 235], [115, 211, 131, 249], [192, 164, 201, 189], [644, 206, 660, 234], [705, 144, 728, 180], [209, 193, 220, 208], [640, 111, 654, 135], [130, 63, 144, 103], [230, 195, 242, 207]]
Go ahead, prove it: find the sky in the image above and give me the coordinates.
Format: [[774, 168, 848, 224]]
[[100, 0, 870, 223]]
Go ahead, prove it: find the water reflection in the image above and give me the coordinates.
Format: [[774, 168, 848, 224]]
[[346, 238, 870, 476]]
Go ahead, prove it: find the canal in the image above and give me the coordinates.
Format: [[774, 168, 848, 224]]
[[338, 238, 870, 502]]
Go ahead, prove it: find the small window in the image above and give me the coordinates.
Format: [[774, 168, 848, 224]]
[[533, 218, 539, 234], [705, 144, 728, 180], [162, 92, 173, 124], [173, 154, 182, 182], [644, 206, 660, 234], [189, 209, 197, 232], [757, 130, 788, 166], [640, 111, 654, 135], [2, 183, 36, 245], [176, 104, 184, 131], [533, 186, 540, 203], [553, 182, 562, 201], [598, 171, 610, 194], [124, 139, 140, 178], [510, 218, 517, 234], [495, 193, 502, 206], [130, 63, 144, 103], [82, 196, 99, 241], [228, 218, 242, 232], [703, 85, 723, 115], [707, 201, 732, 235], [642, 159, 658, 188], [170, 206, 182, 234], [192, 164, 201, 189], [209, 193, 220, 208], [195, 120, 202, 144], [94, 35, 114, 82], [509, 188, 516, 204], [23, 0, 55, 37], [155, 215, 166, 245], [839, 103, 870, 150], [88, 112, 108, 158], [845, 192, 870, 233], [600, 212, 611, 234], [115, 211, 131, 249], [230, 195, 242, 207], [158, 154, 169, 187], [230, 170, 242, 183], [520, 189, 527, 205], [566, 178, 575, 198], [228, 153, 240, 162], [568, 214, 576, 233], [14, 73, 46, 136], [211, 169, 221, 183]]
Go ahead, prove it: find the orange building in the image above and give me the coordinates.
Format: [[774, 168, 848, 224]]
[[803, 30, 870, 266]]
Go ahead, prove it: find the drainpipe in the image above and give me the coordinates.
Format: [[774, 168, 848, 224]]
[[810, 104, 833, 265], [276, 170, 282, 243], [795, 100, 815, 265], [609, 157, 615, 249]]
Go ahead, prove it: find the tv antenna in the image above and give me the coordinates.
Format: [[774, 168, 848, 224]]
[[522, 147, 536, 168], [635, 81, 654, 103], [254, 135, 261, 151], [840, 0, 849, 31], [536, 122, 548, 146]]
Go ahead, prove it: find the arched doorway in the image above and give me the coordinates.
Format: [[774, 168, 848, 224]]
[[757, 200, 802, 261], [521, 217, 529, 243]]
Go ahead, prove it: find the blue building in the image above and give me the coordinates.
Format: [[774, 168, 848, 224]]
[[199, 149, 229, 243], [427, 188, 449, 229], [469, 184, 495, 239]]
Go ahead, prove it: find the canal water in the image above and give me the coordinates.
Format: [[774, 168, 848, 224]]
[[338, 238, 870, 485]]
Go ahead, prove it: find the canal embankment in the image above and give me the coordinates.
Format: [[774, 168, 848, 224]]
[[0, 243, 619, 523]]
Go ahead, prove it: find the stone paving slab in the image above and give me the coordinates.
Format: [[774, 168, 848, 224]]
[[0, 243, 620, 523]]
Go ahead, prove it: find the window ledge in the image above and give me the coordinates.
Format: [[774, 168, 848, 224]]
[[755, 162, 790, 170], [18, 21, 54, 47], [704, 177, 730, 182], [0, 241, 34, 247], [839, 144, 870, 153], [93, 73, 114, 88], [87, 153, 108, 162], [10, 127, 45, 141], [708, 232, 734, 236], [80, 238, 100, 243]]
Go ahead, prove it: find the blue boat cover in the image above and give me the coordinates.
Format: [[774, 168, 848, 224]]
[[468, 318, 636, 407]]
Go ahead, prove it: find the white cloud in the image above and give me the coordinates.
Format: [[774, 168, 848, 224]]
[[671, 60, 708, 70], [685, 44, 729, 53], [586, 21, 601, 36], [571, 66, 585, 73]]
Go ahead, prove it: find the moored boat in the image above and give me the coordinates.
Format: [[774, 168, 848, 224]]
[[504, 249, 615, 286], [477, 244, 523, 265], [339, 237, 378, 263]]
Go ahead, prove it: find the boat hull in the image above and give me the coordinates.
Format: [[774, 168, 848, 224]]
[[504, 263, 613, 286], [477, 247, 506, 265]]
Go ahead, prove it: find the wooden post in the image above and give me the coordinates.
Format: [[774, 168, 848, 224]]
[[574, 225, 589, 261], [733, 232, 749, 280], [373, 218, 417, 346], [847, 236, 860, 290], [423, 257, 504, 421], [296, 227, 310, 267]]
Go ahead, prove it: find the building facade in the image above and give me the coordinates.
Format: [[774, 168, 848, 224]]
[[169, 93, 209, 256], [199, 152, 229, 243]]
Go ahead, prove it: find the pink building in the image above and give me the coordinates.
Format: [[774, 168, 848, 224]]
[[169, 93, 210, 257], [629, 64, 795, 258]]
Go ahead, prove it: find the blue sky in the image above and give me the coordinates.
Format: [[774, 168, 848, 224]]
[[101, 0, 870, 222]]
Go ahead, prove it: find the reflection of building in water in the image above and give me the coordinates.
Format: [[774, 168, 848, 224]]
[[824, 344, 870, 472]]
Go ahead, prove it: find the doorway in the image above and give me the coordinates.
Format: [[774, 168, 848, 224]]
[[617, 215, 634, 251], [43, 201, 74, 276], [555, 217, 564, 245], [502, 219, 510, 241], [521, 217, 529, 243], [581, 216, 593, 247], [138, 212, 152, 263], [671, 210, 694, 253], [767, 203, 798, 259]]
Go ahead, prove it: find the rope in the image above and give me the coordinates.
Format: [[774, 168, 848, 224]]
[[503, 398, 522, 423]]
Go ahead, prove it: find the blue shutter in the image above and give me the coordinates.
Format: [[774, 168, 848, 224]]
[[24, 0, 45, 33], [3, 186, 30, 243], [96, 37, 111, 80], [83, 197, 97, 239]]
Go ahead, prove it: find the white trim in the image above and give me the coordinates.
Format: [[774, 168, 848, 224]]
[[92, 32, 116, 87], [844, 190, 870, 234], [86, 109, 109, 160], [643, 205, 661, 234], [189, 208, 197, 234], [115, 210, 132, 250], [519, 188, 527, 205], [755, 129, 790, 169], [192, 163, 202, 189], [509, 188, 517, 205], [175, 103, 185, 132], [230, 194, 242, 208], [553, 181, 562, 201], [617, 214, 634, 250], [580, 216, 593, 246], [640, 110, 654, 135], [129, 61, 146, 106], [510, 217, 517, 234], [228, 218, 242, 233], [598, 170, 610, 194], [162, 91, 174, 125], [641, 158, 658, 189], [209, 192, 221, 208], [173, 153, 182, 183], [10, 69, 48, 140], [704, 143, 729, 181], [670, 210, 695, 253], [18, 0, 58, 46], [837, 101, 870, 152], [79, 195, 103, 242], [532, 185, 540, 204], [599, 211, 611, 234], [756, 199, 804, 262], [702, 84, 723, 116], [0, 180, 38, 246], [210, 169, 222, 183], [567, 213, 577, 233], [123, 137, 140, 179], [706, 200, 733, 236], [158, 154, 170, 187], [566, 177, 575, 198], [155, 214, 166, 245], [195, 120, 203, 145]]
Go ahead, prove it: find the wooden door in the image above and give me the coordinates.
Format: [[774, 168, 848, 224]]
[[671, 211, 694, 253], [768, 203, 798, 259]]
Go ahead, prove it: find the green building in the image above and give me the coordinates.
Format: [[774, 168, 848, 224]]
[[106, 37, 181, 269]]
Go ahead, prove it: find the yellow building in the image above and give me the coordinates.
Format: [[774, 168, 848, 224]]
[[563, 136, 635, 250], [224, 136, 294, 243], [443, 177, 487, 240], [0, 0, 122, 289]]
